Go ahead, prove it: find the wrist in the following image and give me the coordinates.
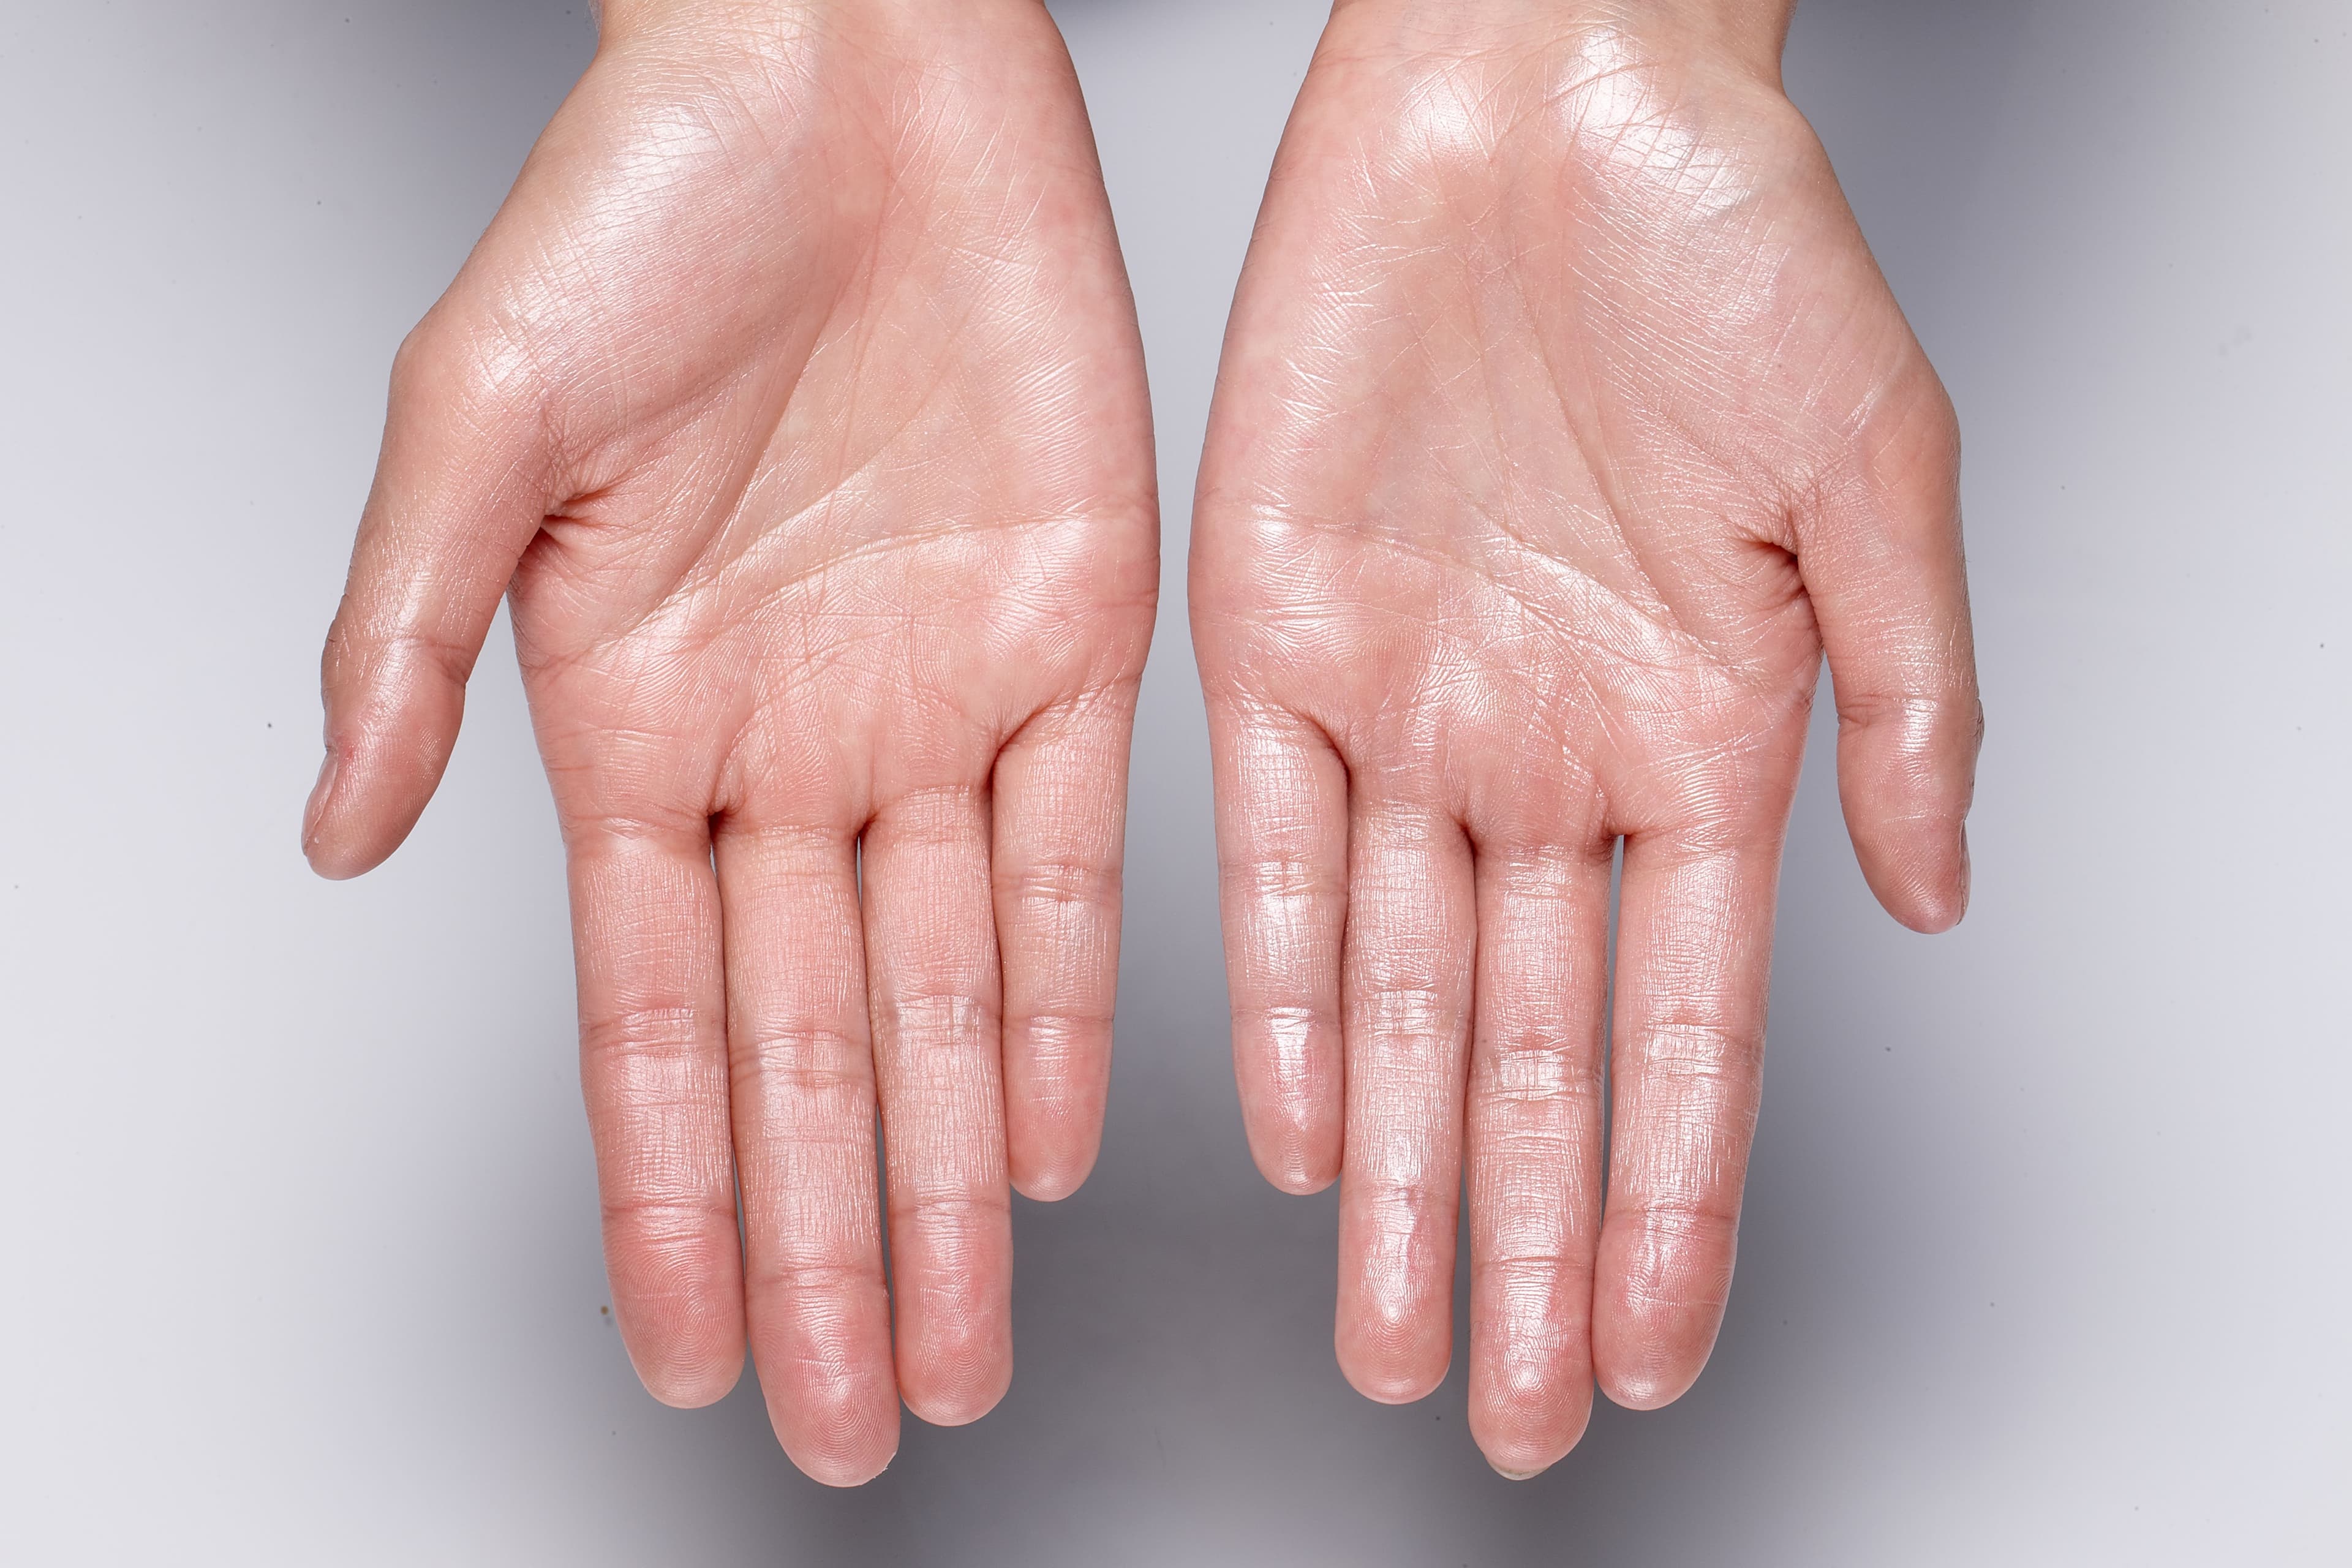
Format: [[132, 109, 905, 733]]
[[594, 0, 1049, 45], [1325, 0, 1795, 85]]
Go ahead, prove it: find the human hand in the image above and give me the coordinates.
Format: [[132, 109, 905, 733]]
[[1192, 0, 1979, 1477], [303, 0, 1155, 1485]]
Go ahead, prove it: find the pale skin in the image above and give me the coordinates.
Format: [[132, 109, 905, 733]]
[[307, 0, 1978, 1489], [304, 0, 1155, 1485], [1195, 0, 1980, 1477]]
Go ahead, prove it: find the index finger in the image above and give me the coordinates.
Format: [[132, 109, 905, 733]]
[[1590, 830, 1782, 1410], [567, 806, 746, 1408]]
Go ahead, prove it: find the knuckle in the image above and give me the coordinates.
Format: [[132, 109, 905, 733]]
[[602, 1193, 737, 1248], [1223, 851, 1340, 903], [1235, 1000, 1326, 1034], [1357, 981, 1458, 1042], [1480, 1250, 1585, 1316], [1360, 1178, 1449, 1242], [887, 1189, 1011, 1231], [1003, 854, 1118, 912], [386, 314, 471, 409], [1613, 1201, 1741, 1303], [322, 594, 480, 692], [734, 1025, 868, 1098], [1836, 688, 1985, 787], [1478, 1035, 1604, 1106], [582, 1004, 714, 1069], [873, 990, 998, 1049], [389, 303, 550, 439], [1835, 688, 1967, 730], [745, 1254, 875, 1299], [1637, 1014, 1755, 1067], [1005, 1005, 1112, 1063]]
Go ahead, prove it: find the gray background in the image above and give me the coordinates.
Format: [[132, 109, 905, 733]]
[[2, 1, 2345, 1562]]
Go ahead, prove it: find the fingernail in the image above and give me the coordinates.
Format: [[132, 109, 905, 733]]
[[303, 749, 340, 852], [1491, 1463, 1544, 1482]]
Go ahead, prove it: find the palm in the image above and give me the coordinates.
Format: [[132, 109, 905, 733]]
[[509, 17, 1152, 777], [309, 1, 1153, 1486], [1194, 15, 1977, 1477]]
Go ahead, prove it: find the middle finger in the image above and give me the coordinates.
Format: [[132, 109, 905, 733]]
[[1463, 834, 1613, 1476], [860, 781, 1015, 1427], [715, 812, 898, 1485], [1336, 792, 1477, 1402]]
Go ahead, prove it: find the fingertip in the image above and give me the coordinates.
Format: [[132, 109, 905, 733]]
[[790, 1441, 900, 1490], [1590, 1219, 1732, 1414], [1834, 687, 1981, 933], [300, 748, 379, 880], [298, 766, 421, 881], [1242, 1093, 1341, 1193], [304, 848, 377, 883], [300, 788, 392, 882], [1471, 1346, 1595, 1478], [635, 1345, 745, 1411], [1338, 1298, 1452, 1406], [1924, 821, 1974, 932], [1596, 1362, 1701, 1413], [1340, 1351, 1449, 1407], [890, 1260, 1012, 1430], [306, 648, 472, 879], [303, 827, 392, 883], [1474, 1409, 1590, 1480], [1591, 1310, 1715, 1412], [622, 1265, 746, 1409], [1009, 1147, 1098, 1203], [1253, 1140, 1338, 1196], [303, 840, 366, 881], [1479, 1391, 1593, 1481], [1235, 1013, 1344, 1195], [899, 1354, 1012, 1429], [1479, 1421, 1586, 1482], [1858, 820, 1971, 934], [622, 1283, 746, 1412], [1891, 881, 1967, 936], [769, 1385, 902, 1488], [1005, 1045, 1108, 1202], [608, 1242, 749, 1412]]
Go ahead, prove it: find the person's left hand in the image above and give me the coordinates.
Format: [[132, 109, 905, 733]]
[[1192, 0, 1980, 1477]]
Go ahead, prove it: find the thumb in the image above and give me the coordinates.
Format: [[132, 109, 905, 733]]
[[1799, 366, 1985, 932], [304, 307, 554, 879]]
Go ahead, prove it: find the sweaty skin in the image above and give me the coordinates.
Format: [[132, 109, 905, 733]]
[[1193, 0, 1981, 1477], [304, 0, 1155, 1486]]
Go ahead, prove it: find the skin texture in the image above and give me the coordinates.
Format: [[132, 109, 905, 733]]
[[1193, 0, 1981, 1478], [303, 0, 1155, 1486]]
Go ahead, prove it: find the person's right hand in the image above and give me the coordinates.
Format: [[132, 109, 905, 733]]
[[302, 0, 1156, 1485]]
